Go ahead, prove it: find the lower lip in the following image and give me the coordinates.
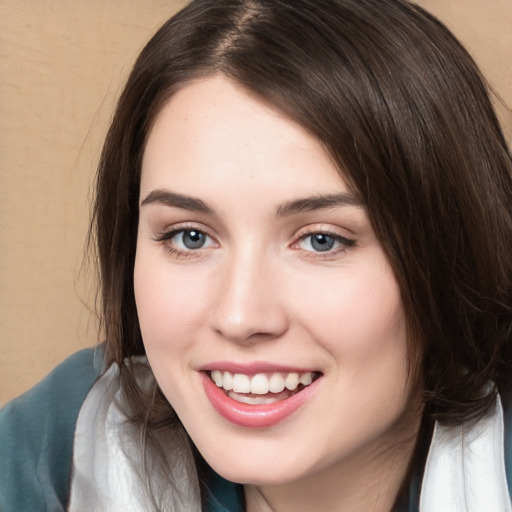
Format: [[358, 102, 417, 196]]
[[201, 373, 321, 428]]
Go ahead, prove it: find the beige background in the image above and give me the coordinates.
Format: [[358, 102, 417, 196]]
[[1, 1, 511, 405]]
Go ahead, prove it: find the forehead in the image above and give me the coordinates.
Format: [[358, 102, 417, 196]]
[[140, 74, 347, 200]]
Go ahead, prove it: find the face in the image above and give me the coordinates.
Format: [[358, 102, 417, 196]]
[[135, 75, 414, 487]]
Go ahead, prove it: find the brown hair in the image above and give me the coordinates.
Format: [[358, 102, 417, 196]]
[[91, 0, 512, 499]]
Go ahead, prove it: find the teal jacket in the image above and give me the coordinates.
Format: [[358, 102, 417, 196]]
[[1, 348, 511, 511], [0, 348, 241, 512]]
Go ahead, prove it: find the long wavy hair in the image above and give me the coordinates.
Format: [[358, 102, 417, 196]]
[[90, 0, 512, 506]]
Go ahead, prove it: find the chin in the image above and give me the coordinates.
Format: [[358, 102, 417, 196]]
[[208, 457, 306, 486]]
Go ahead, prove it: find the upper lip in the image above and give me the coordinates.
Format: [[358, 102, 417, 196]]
[[198, 361, 318, 375]]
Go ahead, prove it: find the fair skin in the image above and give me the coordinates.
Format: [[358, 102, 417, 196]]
[[134, 75, 421, 511]]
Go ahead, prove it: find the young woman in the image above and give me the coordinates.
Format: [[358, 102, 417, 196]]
[[1, 0, 511, 511]]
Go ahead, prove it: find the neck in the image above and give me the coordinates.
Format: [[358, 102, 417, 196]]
[[245, 406, 423, 512]]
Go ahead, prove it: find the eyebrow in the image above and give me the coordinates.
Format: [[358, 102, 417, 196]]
[[140, 189, 362, 217], [276, 193, 362, 217], [140, 189, 214, 214]]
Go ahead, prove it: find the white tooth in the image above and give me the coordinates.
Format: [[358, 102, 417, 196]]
[[284, 372, 300, 390], [251, 374, 269, 394], [229, 392, 281, 405], [269, 373, 285, 393], [212, 370, 223, 387], [299, 372, 313, 386], [222, 371, 233, 391], [232, 373, 251, 393]]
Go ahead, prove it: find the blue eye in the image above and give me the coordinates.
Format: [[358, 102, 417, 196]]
[[177, 230, 208, 249], [309, 233, 336, 252], [297, 232, 354, 254], [155, 228, 215, 254]]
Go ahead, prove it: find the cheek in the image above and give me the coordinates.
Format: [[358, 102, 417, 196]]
[[133, 250, 209, 354], [291, 257, 411, 425], [294, 261, 406, 359], [133, 251, 212, 409], [300, 268, 410, 451]]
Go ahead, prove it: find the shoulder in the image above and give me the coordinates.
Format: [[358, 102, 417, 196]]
[[0, 346, 104, 512]]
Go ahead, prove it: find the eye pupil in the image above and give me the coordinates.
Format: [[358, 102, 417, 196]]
[[182, 230, 205, 249], [311, 233, 335, 252]]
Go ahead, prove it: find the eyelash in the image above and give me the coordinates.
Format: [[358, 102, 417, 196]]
[[153, 226, 355, 260], [153, 225, 217, 259], [293, 230, 356, 259]]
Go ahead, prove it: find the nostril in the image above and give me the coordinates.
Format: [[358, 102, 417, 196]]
[[208, 262, 289, 344], [210, 310, 289, 345]]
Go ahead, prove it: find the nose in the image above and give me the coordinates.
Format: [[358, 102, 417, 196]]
[[209, 249, 289, 345]]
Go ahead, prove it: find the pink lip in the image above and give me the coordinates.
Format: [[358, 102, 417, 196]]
[[201, 372, 321, 428], [199, 361, 313, 375]]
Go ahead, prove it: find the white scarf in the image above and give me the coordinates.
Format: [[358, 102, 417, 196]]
[[68, 360, 201, 512], [69, 361, 511, 511], [420, 393, 511, 511]]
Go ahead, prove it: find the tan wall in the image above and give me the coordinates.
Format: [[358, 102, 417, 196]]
[[416, 0, 512, 144], [0, 0, 188, 405], [1, 1, 511, 405]]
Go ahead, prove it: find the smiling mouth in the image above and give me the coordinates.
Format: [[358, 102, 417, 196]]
[[208, 370, 321, 405]]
